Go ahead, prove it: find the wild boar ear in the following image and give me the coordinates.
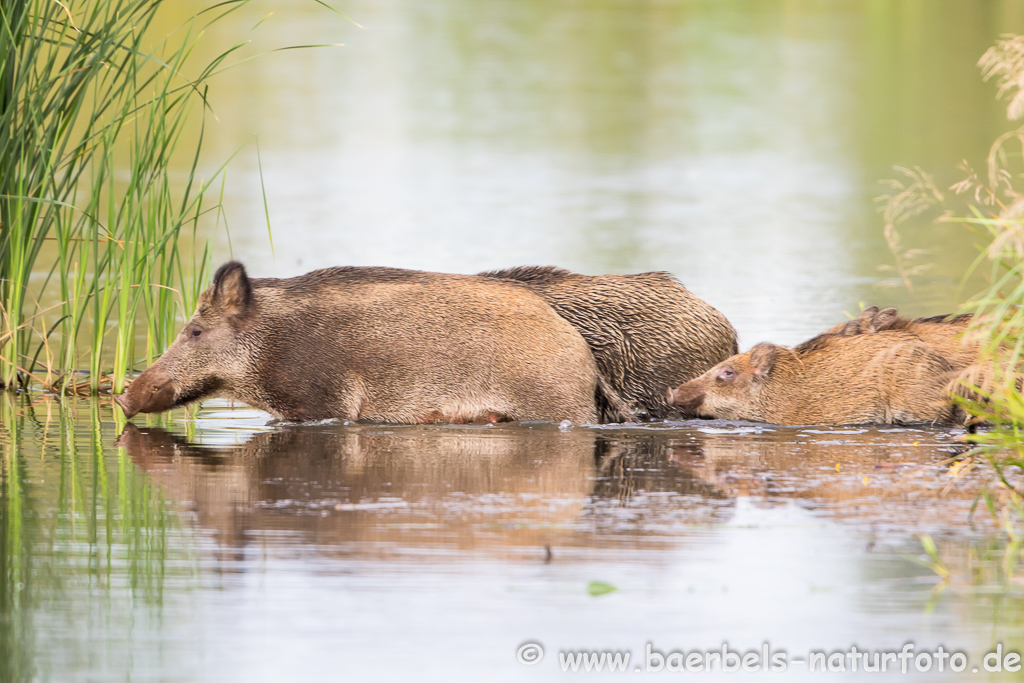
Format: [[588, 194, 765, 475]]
[[211, 261, 252, 320], [749, 343, 777, 377]]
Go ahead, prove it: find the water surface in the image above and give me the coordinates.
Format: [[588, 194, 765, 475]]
[[3, 399, 1023, 681]]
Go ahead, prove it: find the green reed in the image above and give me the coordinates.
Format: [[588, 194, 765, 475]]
[[879, 35, 1024, 502], [941, 37, 1024, 440], [0, 0, 274, 394]]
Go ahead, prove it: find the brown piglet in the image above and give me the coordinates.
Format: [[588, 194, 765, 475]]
[[666, 330, 963, 426]]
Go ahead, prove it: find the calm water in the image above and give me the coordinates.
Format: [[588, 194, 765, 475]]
[[2, 398, 1021, 682], [8, 1, 1024, 681]]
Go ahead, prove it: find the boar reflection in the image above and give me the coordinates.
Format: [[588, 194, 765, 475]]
[[119, 422, 981, 556], [661, 427, 977, 528], [119, 424, 606, 556], [119, 425, 749, 556], [586, 437, 736, 533]]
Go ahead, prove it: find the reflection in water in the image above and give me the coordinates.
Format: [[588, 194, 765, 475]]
[[0, 400, 194, 683], [119, 425, 762, 556], [119, 423, 600, 558], [1, 399, 1023, 680], [116, 420, 981, 559], [664, 426, 976, 532], [589, 437, 736, 536], [0, 403, 30, 683]]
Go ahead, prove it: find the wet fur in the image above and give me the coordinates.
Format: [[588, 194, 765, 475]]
[[480, 265, 738, 419]]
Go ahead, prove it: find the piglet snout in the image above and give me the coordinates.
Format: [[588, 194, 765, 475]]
[[667, 383, 705, 415]]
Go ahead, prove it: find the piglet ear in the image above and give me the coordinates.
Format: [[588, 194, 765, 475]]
[[852, 306, 879, 334], [870, 307, 898, 332], [749, 343, 777, 377], [211, 261, 252, 319]]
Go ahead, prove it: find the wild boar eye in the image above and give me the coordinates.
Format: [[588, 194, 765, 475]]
[[718, 368, 735, 381], [191, 329, 202, 337]]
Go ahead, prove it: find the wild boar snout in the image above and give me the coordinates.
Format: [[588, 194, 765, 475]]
[[116, 366, 176, 419], [667, 382, 705, 414]]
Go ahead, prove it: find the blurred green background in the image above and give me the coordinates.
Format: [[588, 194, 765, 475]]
[[173, 0, 1024, 345]]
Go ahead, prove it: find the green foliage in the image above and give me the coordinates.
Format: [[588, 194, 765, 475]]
[[880, 35, 1024, 523], [0, 0, 270, 394], [879, 36, 1024, 423], [943, 38, 1024, 436]]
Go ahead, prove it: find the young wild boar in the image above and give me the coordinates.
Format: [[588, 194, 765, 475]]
[[479, 266, 738, 419], [115, 262, 631, 424], [666, 330, 963, 426]]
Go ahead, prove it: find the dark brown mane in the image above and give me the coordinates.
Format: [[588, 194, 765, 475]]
[[793, 312, 972, 356], [478, 265, 573, 284], [791, 332, 837, 356], [902, 313, 972, 326], [251, 265, 442, 291]]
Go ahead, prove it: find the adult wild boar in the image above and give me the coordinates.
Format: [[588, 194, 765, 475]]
[[666, 330, 963, 426], [116, 262, 631, 424], [480, 266, 738, 419]]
